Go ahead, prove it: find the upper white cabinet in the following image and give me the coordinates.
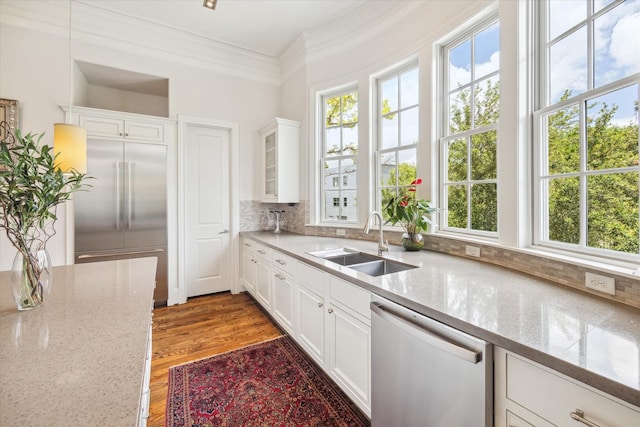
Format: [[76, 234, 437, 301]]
[[79, 112, 165, 142], [258, 118, 300, 203]]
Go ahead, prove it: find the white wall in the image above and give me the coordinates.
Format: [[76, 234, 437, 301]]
[[0, 13, 279, 269]]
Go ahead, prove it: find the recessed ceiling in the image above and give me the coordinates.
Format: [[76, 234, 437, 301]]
[[77, 0, 371, 57]]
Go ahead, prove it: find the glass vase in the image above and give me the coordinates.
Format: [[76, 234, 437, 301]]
[[401, 232, 424, 251], [11, 248, 52, 311]]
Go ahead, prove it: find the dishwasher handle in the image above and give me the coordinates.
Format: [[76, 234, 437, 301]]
[[371, 301, 482, 364]]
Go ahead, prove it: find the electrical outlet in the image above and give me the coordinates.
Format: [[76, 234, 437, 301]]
[[465, 245, 481, 258], [585, 272, 616, 296], [336, 229, 346, 236]]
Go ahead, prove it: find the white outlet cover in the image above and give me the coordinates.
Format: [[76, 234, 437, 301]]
[[585, 272, 616, 296]]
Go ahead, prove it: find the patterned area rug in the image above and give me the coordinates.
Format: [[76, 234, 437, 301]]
[[166, 335, 370, 427]]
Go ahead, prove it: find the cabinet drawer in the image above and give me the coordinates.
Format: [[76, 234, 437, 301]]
[[506, 411, 534, 427], [506, 353, 640, 427], [329, 276, 371, 319], [272, 252, 296, 276], [297, 262, 326, 295], [242, 238, 257, 253], [253, 243, 270, 259]]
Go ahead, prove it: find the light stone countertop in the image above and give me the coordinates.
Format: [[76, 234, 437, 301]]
[[0, 257, 157, 427], [243, 231, 640, 408]]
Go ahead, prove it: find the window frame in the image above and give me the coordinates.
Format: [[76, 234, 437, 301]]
[[438, 15, 500, 238], [533, 0, 640, 262], [374, 62, 420, 220]]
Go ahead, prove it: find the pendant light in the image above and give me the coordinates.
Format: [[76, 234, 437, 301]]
[[53, 0, 87, 174]]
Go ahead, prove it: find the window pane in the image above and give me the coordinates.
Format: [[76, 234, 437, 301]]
[[381, 187, 398, 222], [471, 130, 497, 180], [342, 125, 359, 156], [587, 173, 639, 254], [474, 21, 500, 80], [587, 85, 639, 171], [594, 1, 640, 88], [447, 138, 467, 181], [449, 39, 471, 90], [447, 185, 468, 228], [549, 0, 586, 40], [342, 93, 358, 124], [323, 158, 339, 187], [400, 107, 419, 146], [381, 77, 398, 113], [379, 152, 397, 186], [324, 190, 340, 219], [382, 111, 399, 149], [343, 189, 357, 221], [548, 176, 580, 244], [547, 105, 580, 175], [398, 148, 417, 186], [549, 26, 587, 104], [594, 0, 616, 12], [471, 183, 497, 232], [449, 87, 471, 133], [342, 160, 357, 190], [400, 68, 419, 108], [325, 96, 340, 127], [325, 127, 341, 157], [474, 76, 500, 128]]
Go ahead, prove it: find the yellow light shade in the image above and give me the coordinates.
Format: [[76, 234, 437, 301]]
[[53, 123, 87, 174]]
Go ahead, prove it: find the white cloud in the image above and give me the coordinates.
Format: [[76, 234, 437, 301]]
[[609, 12, 640, 72]]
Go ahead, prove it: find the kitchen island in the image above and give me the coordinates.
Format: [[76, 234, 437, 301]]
[[242, 231, 640, 411], [0, 257, 157, 426]]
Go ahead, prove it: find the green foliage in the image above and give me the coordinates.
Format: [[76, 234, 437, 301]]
[[0, 128, 89, 255]]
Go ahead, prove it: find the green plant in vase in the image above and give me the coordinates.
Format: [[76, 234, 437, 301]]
[[383, 178, 437, 251], [0, 123, 88, 309]]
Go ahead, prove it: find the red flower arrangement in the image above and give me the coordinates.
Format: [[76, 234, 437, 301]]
[[383, 178, 437, 234]]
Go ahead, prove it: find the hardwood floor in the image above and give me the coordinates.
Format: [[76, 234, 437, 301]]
[[147, 292, 282, 427]]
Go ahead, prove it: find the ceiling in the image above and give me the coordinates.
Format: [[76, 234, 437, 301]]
[[78, 0, 374, 58]]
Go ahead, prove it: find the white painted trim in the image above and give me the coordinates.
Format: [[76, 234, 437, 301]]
[[175, 115, 240, 305]]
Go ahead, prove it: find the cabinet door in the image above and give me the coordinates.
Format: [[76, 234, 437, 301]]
[[80, 115, 125, 139], [255, 260, 271, 310], [296, 285, 326, 366], [263, 131, 277, 200], [327, 304, 371, 415], [242, 251, 256, 295], [272, 271, 294, 335], [125, 120, 164, 142]]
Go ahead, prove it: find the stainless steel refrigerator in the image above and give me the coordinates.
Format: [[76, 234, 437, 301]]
[[74, 138, 168, 305]]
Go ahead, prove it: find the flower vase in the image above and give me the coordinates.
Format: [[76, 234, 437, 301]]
[[11, 248, 52, 310], [401, 232, 424, 251]]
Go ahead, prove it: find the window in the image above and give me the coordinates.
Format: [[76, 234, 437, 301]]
[[535, 0, 640, 258], [441, 19, 500, 235], [321, 89, 358, 222], [344, 197, 348, 207], [377, 65, 419, 221]]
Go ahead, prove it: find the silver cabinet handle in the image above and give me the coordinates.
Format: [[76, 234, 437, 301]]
[[275, 259, 286, 265], [317, 302, 324, 308], [218, 229, 229, 234], [275, 273, 285, 280], [570, 410, 601, 427], [257, 250, 266, 255], [115, 161, 121, 230], [328, 308, 334, 314], [126, 161, 133, 229], [244, 243, 252, 247]]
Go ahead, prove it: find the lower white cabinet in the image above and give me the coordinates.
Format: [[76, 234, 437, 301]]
[[242, 245, 257, 295], [255, 257, 271, 309], [271, 268, 295, 335], [296, 283, 327, 366], [494, 346, 640, 427]]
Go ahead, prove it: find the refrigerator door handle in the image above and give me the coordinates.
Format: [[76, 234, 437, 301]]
[[115, 161, 121, 230], [127, 161, 133, 230]]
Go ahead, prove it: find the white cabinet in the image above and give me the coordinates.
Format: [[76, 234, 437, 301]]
[[271, 253, 296, 335], [80, 114, 165, 142], [259, 118, 300, 203], [254, 246, 271, 310], [241, 240, 257, 295], [297, 281, 327, 366], [326, 277, 371, 415], [494, 346, 640, 427]]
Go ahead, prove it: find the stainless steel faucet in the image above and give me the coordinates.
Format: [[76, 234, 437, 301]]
[[364, 211, 388, 256]]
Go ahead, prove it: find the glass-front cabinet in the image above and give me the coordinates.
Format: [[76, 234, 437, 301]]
[[259, 118, 300, 203]]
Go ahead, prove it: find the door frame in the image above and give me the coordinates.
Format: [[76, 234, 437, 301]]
[[173, 115, 240, 305]]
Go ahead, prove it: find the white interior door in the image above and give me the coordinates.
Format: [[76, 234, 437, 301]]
[[185, 125, 231, 297]]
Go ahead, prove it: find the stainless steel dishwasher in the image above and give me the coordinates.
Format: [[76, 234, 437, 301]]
[[370, 296, 493, 427]]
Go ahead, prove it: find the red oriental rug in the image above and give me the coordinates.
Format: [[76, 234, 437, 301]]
[[166, 335, 369, 427]]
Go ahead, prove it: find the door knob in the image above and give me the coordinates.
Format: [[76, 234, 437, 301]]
[[218, 229, 229, 234]]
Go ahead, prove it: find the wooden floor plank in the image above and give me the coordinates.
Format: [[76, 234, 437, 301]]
[[147, 291, 281, 427]]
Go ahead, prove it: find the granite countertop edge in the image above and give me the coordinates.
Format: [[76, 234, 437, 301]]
[[242, 231, 640, 408]]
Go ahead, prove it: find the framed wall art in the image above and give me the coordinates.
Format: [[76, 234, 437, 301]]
[[0, 98, 18, 141]]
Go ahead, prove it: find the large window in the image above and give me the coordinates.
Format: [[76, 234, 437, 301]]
[[377, 65, 420, 221], [535, 0, 640, 258], [441, 19, 500, 235], [321, 89, 358, 222]]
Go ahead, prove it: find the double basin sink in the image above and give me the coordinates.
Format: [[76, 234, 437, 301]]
[[308, 248, 417, 277]]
